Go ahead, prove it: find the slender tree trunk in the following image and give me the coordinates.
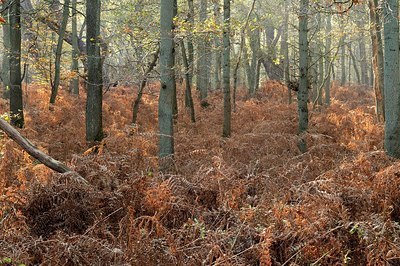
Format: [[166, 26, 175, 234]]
[[369, 0, 384, 122], [1, 1, 10, 99], [70, 0, 79, 95], [197, 0, 210, 103], [50, 0, 70, 104], [340, 36, 346, 86], [181, 41, 196, 123], [86, 0, 103, 142], [184, 0, 195, 107], [281, 4, 291, 104], [298, 0, 309, 152], [159, 0, 177, 167], [213, 2, 221, 91], [249, 28, 260, 96], [222, 0, 231, 138], [359, 33, 369, 85], [383, 0, 400, 157], [132, 47, 160, 124], [9, 0, 24, 128], [348, 43, 361, 84], [324, 12, 332, 105]]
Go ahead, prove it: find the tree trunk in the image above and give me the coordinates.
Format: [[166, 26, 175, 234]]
[[213, 2, 222, 91], [86, 0, 103, 142], [9, 0, 24, 128], [340, 36, 346, 86], [222, 0, 231, 138], [1, 1, 10, 99], [132, 47, 160, 124], [383, 0, 400, 157], [324, 12, 332, 105], [281, 4, 291, 104], [184, 0, 195, 107], [50, 0, 70, 104], [180, 41, 196, 123], [359, 33, 369, 85], [159, 0, 177, 168], [348, 43, 361, 84], [369, 0, 384, 122], [248, 28, 260, 96], [298, 0, 309, 152], [197, 0, 210, 103], [70, 0, 79, 95]]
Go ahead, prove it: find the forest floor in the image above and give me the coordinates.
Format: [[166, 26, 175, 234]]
[[0, 81, 399, 265]]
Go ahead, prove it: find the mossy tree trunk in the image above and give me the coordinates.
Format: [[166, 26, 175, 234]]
[[9, 0, 24, 128], [298, 0, 309, 152], [86, 0, 103, 142]]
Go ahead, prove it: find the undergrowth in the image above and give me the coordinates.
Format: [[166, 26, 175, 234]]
[[0, 81, 398, 265]]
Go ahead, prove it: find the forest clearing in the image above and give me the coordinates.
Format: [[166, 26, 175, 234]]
[[1, 0, 400, 265]]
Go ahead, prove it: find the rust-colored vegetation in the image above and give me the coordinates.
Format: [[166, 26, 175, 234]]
[[1, 82, 399, 265]]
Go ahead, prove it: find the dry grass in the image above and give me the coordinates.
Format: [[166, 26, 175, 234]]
[[0, 81, 399, 265]]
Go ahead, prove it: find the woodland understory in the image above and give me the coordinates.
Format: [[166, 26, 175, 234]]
[[0, 81, 399, 265]]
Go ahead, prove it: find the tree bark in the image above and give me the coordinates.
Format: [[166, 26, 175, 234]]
[[70, 0, 79, 95], [180, 41, 196, 123], [324, 11, 332, 105], [86, 0, 103, 142], [383, 0, 400, 157], [9, 0, 24, 128], [197, 0, 210, 103], [159, 0, 177, 169], [222, 0, 231, 138], [369, 0, 384, 122], [298, 0, 309, 152], [1, 0, 10, 99]]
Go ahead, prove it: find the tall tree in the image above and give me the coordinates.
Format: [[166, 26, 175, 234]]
[[222, 0, 231, 138], [1, 0, 10, 99], [383, 0, 400, 157], [9, 0, 24, 128], [213, 1, 222, 91], [70, 0, 79, 95], [86, 0, 103, 142], [50, 0, 70, 104], [197, 0, 210, 104], [159, 0, 177, 168], [281, 3, 291, 104], [298, 0, 309, 152], [324, 11, 332, 105], [369, 0, 384, 122]]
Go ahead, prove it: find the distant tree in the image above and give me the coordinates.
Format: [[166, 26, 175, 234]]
[[383, 0, 400, 157], [1, 0, 10, 99], [197, 0, 210, 104], [222, 0, 231, 138], [50, 0, 70, 104], [159, 0, 177, 170], [86, 0, 103, 142], [70, 0, 79, 95], [9, 0, 24, 128], [324, 10, 332, 105]]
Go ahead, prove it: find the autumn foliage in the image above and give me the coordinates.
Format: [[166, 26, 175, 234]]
[[0, 82, 399, 265]]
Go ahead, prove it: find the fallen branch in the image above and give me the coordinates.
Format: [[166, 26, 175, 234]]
[[0, 118, 87, 183]]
